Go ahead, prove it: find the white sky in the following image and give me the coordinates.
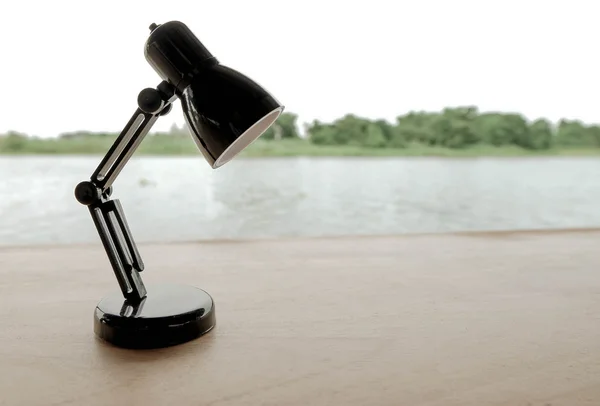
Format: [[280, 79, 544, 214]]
[[1, 0, 599, 138]]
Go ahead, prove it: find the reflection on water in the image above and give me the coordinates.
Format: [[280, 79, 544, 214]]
[[1, 155, 600, 246]]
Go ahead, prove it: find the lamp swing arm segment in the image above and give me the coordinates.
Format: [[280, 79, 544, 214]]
[[74, 84, 175, 303], [91, 109, 156, 192]]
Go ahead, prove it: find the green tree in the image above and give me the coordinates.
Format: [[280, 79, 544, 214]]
[[363, 123, 387, 148], [395, 111, 437, 145], [277, 112, 299, 138], [555, 119, 596, 147], [586, 125, 600, 147], [388, 126, 407, 148], [505, 114, 531, 149], [1, 131, 28, 152], [527, 118, 553, 150], [331, 114, 370, 145], [474, 113, 528, 147], [261, 112, 298, 140], [260, 126, 277, 140], [307, 120, 340, 145], [374, 119, 395, 142], [430, 106, 479, 149]]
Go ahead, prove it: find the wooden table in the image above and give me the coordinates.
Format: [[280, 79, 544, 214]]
[[1, 229, 600, 405]]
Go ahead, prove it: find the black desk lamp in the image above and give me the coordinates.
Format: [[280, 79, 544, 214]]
[[74, 21, 284, 349]]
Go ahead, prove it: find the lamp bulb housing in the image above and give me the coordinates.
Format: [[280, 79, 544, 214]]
[[143, 21, 285, 169]]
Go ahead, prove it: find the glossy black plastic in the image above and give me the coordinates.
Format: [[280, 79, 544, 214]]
[[181, 66, 283, 167], [144, 21, 284, 168], [94, 284, 216, 349], [75, 85, 179, 303], [144, 21, 218, 94]]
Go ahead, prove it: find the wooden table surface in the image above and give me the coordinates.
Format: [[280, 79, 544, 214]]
[[1, 229, 600, 406]]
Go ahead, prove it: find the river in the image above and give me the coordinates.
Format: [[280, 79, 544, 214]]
[[0, 155, 599, 246]]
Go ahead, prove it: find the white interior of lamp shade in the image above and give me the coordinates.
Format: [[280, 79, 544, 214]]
[[212, 106, 284, 168]]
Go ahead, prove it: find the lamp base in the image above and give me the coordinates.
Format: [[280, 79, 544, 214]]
[[94, 284, 216, 349]]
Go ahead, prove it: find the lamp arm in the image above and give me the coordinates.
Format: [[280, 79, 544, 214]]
[[74, 82, 177, 303], [92, 81, 177, 193], [91, 109, 158, 192]]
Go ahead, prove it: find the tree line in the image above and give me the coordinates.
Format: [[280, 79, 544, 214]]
[[232, 107, 600, 150], [2, 107, 600, 152], [305, 107, 600, 150]]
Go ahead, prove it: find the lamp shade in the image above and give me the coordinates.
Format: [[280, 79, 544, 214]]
[[144, 21, 284, 168]]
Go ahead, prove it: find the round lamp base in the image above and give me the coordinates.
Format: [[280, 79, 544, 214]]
[[94, 284, 216, 349]]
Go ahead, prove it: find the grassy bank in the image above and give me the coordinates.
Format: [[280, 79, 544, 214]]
[[2, 135, 600, 157]]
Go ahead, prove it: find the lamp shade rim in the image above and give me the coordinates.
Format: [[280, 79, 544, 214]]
[[212, 106, 284, 169]]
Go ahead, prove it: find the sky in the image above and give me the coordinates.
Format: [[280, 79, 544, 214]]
[[1, 0, 599, 138]]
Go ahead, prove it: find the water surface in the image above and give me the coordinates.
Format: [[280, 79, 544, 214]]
[[1, 155, 599, 246]]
